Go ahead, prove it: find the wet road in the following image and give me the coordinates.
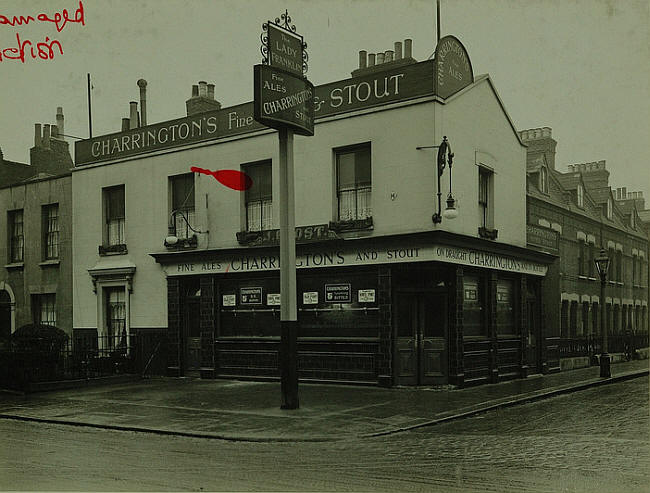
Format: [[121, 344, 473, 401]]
[[1, 378, 648, 492]]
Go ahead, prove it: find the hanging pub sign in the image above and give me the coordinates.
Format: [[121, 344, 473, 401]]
[[254, 12, 314, 136], [434, 35, 474, 99], [267, 22, 304, 77], [253, 65, 315, 136]]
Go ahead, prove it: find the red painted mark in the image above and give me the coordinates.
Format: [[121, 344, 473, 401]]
[[191, 167, 252, 191], [225, 264, 230, 273]]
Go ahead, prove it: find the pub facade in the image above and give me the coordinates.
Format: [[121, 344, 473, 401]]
[[72, 37, 554, 387]]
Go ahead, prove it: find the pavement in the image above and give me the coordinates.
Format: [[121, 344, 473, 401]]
[[0, 359, 648, 443]]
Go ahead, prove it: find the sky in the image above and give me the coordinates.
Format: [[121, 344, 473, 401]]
[[1, 0, 648, 202]]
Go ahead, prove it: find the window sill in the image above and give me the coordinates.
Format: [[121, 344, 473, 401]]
[[588, 277, 597, 281], [329, 217, 373, 233], [39, 259, 60, 267], [478, 227, 498, 240], [99, 244, 128, 256], [4, 262, 24, 270], [578, 275, 589, 280]]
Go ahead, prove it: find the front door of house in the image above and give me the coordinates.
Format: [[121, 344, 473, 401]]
[[395, 291, 448, 385], [526, 285, 542, 374]]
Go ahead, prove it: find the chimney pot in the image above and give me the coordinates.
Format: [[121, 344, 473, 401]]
[[42, 124, 51, 149], [34, 123, 42, 147], [198, 81, 207, 97], [404, 38, 413, 58], [384, 50, 394, 62], [207, 83, 215, 100], [138, 79, 148, 127], [122, 118, 130, 131], [55, 107, 65, 140], [129, 101, 139, 129], [192, 84, 199, 97], [359, 50, 367, 69], [394, 41, 402, 60], [376, 52, 385, 64], [622, 187, 627, 198], [368, 53, 376, 66]]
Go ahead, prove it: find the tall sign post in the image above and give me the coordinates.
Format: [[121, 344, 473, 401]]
[[254, 11, 313, 409]]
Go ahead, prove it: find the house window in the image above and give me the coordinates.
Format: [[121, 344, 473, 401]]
[[539, 167, 548, 193], [616, 250, 622, 282], [588, 243, 595, 277], [244, 162, 272, 231], [42, 204, 59, 260], [578, 241, 585, 276], [560, 300, 569, 338], [170, 174, 195, 240], [104, 185, 125, 246], [8, 209, 24, 263], [632, 255, 636, 286], [463, 276, 486, 337], [105, 288, 126, 343], [336, 145, 371, 221], [34, 294, 56, 327], [577, 184, 584, 208], [569, 301, 577, 337], [478, 168, 492, 228], [496, 280, 516, 335]]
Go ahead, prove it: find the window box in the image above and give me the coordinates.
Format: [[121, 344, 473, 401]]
[[478, 227, 498, 240], [165, 234, 198, 250], [99, 244, 128, 256], [236, 230, 264, 245], [329, 217, 373, 232]]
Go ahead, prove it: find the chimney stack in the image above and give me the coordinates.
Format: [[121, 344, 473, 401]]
[[207, 83, 215, 100], [404, 38, 413, 58], [34, 123, 42, 147], [368, 53, 376, 67], [129, 101, 139, 129], [122, 118, 130, 131], [186, 81, 222, 115], [384, 50, 394, 62], [137, 79, 147, 127], [42, 124, 51, 149], [394, 41, 402, 60], [376, 52, 385, 64], [56, 107, 64, 140]]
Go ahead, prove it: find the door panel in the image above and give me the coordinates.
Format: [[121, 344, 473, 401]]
[[396, 292, 448, 385], [183, 299, 201, 373]]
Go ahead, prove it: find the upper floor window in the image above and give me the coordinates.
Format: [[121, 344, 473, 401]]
[[170, 173, 195, 240], [539, 167, 548, 193], [244, 161, 272, 232], [8, 209, 24, 263], [42, 204, 59, 260], [336, 145, 371, 221], [103, 185, 125, 246], [478, 168, 493, 228], [577, 184, 584, 208]]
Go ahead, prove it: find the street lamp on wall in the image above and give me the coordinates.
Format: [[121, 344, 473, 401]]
[[594, 247, 611, 378], [164, 209, 207, 248], [417, 135, 456, 224]]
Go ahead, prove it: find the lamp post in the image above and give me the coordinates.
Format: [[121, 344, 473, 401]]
[[594, 248, 611, 378], [417, 135, 457, 223]]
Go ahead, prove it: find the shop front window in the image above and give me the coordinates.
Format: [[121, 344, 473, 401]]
[[496, 280, 516, 336], [463, 276, 486, 337]]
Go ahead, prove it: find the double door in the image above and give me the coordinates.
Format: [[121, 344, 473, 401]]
[[395, 291, 448, 385]]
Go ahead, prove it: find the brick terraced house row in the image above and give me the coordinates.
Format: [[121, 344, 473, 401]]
[[0, 109, 73, 346], [522, 127, 649, 371]]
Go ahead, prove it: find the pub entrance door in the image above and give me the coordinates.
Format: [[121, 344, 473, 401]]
[[181, 284, 201, 375], [395, 291, 448, 385], [526, 284, 542, 374]]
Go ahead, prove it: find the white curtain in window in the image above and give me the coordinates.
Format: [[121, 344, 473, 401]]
[[108, 218, 125, 246]]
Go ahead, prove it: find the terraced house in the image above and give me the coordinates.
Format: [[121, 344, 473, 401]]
[[522, 127, 649, 371]]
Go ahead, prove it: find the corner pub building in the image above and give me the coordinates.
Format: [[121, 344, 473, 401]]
[[72, 37, 554, 387]]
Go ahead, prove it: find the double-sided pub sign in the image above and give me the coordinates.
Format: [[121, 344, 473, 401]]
[[254, 11, 314, 136]]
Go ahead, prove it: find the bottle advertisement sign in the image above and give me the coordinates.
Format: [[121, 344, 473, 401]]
[[240, 287, 263, 305], [253, 64, 314, 136], [325, 283, 351, 303]]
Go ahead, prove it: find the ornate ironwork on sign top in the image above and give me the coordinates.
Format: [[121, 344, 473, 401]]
[[260, 10, 308, 76]]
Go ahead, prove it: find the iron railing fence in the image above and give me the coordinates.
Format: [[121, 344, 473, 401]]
[[559, 332, 649, 360], [2, 331, 167, 388]]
